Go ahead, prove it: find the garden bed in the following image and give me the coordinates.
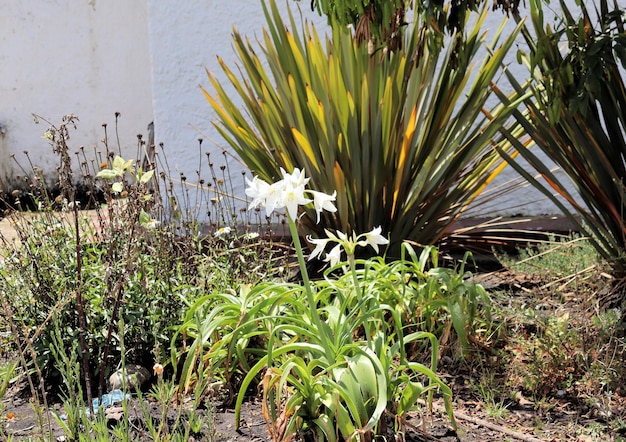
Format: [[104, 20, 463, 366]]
[[2, 264, 624, 441]]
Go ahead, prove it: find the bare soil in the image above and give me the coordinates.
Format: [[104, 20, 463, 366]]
[[3, 368, 620, 441]]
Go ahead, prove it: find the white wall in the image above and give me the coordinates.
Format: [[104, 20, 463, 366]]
[[0, 0, 153, 189]]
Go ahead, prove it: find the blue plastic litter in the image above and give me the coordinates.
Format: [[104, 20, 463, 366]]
[[59, 389, 130, 420], [91, 389, 129, 413]]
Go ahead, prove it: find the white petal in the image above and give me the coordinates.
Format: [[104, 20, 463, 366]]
[[325, 244, 343, 267], [363, 226, 389, 253], [307, 236, 329, 261], [310, 190, 337, 223]]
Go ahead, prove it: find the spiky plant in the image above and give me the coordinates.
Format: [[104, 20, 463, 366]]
[[498, 0, 626, 288], [205, 0, 522, 255]]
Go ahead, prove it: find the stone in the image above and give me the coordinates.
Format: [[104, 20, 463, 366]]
[[108, 364, 151, 391]]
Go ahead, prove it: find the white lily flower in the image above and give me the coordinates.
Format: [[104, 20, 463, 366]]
[[310, 190, 337, 223], [245, 176, 271, 209], [362, 226, 389, 253], [307, 225, 389, 264], [336, 230, 348, 242], [281, 167, 309, 188], [325, 243, 343, 267], [245, 168, 338, 222], [283, 183, 311, 220], [263, 181, 286, 216], [307, 235, 330, 261]]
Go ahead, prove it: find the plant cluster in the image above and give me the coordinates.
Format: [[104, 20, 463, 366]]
[[499, 0, 626, 287], [175, 167, 492, 440], [210, 0, 626, 306], [486, 238, 626, 429], [0, 115, 277, 440], [2, 0, 626, 439]]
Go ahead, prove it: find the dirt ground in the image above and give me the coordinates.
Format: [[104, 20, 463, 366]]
[[2, 370, 617, 442]]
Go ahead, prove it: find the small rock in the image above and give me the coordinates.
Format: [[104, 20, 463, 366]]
[[208, 381, 226, 397], [105, 406, 125, 420], [109, 364, 151, 391]]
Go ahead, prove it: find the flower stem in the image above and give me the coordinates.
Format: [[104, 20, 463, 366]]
[[348, 253, 372, 340], [287, 217, 334, 358]]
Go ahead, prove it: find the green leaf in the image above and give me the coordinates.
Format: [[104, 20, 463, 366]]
[[112, 156, 127, 172], [398, 380, 424, 415], [139, 210, 151, 227], [95, 169, 117, 180], [139, 169, 155, 184]]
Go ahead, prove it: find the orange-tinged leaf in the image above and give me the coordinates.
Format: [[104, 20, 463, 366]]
[[291, 128, 319, 173], [392, 105, 418, 218]]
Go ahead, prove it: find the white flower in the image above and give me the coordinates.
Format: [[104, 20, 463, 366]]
[[310, 190, 337, 223], [362, 226, 389, 253], [243, 232, 260, 240], [245, 168, 335, 222], [307, 235, 330, 261], [325, 244, 342, 267], [145, 219, 160, 229], [264, 181, 288, 216], [245, 176, 287, 217], [281, 167, 309, 188], [335, 230, 348, 242], [306, 226, 389, 263], [282, 183, 311, 220], [245, 176, 271, 208], [214, 226, 232, 237]]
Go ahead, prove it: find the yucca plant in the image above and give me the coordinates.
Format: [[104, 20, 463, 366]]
[[205, 0, 522, 255], [497, 0, 626, 286]]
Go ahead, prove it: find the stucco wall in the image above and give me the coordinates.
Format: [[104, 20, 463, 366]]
[[146, 0, 329, 218], [0, 0, 153, 190]]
